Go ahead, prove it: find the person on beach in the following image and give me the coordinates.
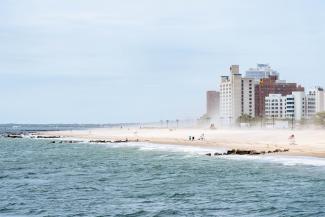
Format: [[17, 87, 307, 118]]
[[289, 134, 296, 145]]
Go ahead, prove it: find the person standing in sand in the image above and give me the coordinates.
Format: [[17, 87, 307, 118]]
[[289, 134, 296, 145]]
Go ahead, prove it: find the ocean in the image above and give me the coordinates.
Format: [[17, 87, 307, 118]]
[[1, 134, 325, 216]]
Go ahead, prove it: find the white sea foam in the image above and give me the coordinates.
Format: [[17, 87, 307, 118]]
[[100, 142, 325, 167], [222, 154, 325, 167], [47, 137, 325, 167], [99, 142, 227, 155]]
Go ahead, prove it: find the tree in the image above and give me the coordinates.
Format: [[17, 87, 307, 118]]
[[313, 112, 325, 126], [299, 118, 308, 126], [237, 114, 253, 123]]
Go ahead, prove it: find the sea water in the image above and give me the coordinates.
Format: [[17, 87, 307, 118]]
[[1, 137, 325, 216]]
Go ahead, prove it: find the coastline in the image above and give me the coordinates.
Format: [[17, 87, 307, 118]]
[[33, 127, 325, 158]]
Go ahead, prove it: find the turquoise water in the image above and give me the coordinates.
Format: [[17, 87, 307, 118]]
[[1, 138, 325, 217]]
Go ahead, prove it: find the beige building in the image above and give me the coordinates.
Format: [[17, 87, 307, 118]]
[[220, 65, 255, 125]]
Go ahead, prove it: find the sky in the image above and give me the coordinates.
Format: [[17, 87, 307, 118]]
[[1, 0, 325, 124]]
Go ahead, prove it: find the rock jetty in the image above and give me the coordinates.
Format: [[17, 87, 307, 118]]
[[206, 148, 289, 156], [37, 136, 61, 139], [49, 140, 82, 144], [89, 139, 139, 143], [6, 134, 23, 139]]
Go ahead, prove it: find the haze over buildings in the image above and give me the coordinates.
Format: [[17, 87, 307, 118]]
[[203, 64, 325, 127], [206, 91, 219, 117]]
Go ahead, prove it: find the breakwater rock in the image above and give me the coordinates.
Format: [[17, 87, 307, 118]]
[[37, 135, 61, 139], [89, 139, 139, 143], [206, 148, 289, 157], [6, 134, 23, 139], [49, 140, 82, 144]]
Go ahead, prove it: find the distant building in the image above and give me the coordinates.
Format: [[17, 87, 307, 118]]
[[198, 91, 220, 126], [214, 63, 322, 126], [265, 94, 296, 120], [255, 75, 304, 117], [292, 91, 306, 120], [220, 65, 255, 124], [206, 91, 220, 117], [305, 87, 325, 118], [245, 64, 279, 80], [265, 88, 325, 121]]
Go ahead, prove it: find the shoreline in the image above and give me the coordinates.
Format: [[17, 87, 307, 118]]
[[32, 127, 325, 158]]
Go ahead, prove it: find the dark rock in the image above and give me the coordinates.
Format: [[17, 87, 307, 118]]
[[222, 149, 285, 155], [59, 140, 80, 144], [89, 140, 107, 143], [7, 134, 23, 139], [37, 136, 61, 139], [206, 153, 212, 156], [214, 153, 222, 156], [227, 149, 237, 155], [249, 150, 261, 155], [112, 140, 129, 143], [236, 150, 250, 155]]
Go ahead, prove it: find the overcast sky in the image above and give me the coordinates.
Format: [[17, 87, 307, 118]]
[[1, 0, 325, 124]]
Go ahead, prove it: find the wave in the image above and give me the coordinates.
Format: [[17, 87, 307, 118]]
[[31, 135, 325, 167], [98, 142, 325, 167], [221, 155, 325, 167], [99, 142, 227, 155]]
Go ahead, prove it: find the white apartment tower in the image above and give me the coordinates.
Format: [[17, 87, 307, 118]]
[[306, 87, 324, 118], [220, 65, 255, 124], [265, 94, 297, 120], [292, 91, 306, 120]]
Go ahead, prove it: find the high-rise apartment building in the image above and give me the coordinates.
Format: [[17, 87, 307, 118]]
[[255, 75, 304, 117], [216, 63, 320, 126], [220, 65, 255, 124], [305, 87, 324, 118], [292, 91, 306, 120]]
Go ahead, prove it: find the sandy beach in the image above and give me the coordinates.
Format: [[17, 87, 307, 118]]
[[36, 127, 325, 158]]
